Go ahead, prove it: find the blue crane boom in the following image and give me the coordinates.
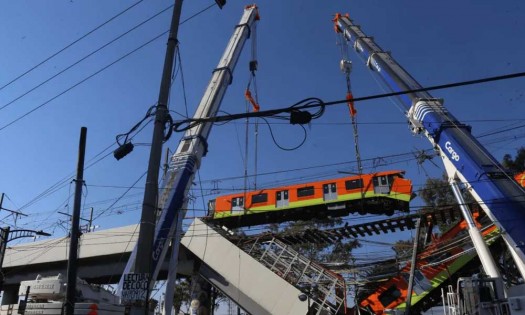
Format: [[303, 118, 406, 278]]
[[334, 14, 525, 276]]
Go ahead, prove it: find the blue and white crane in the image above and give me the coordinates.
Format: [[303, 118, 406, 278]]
[[333, 14, 525, 284]]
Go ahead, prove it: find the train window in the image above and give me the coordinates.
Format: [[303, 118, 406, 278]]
[[400, 272, 432, 295], [345, 179, 363, 190], [276, 191, 289, 200], [378, 284, 401, 307], [252, 193, 268, 204], [414, 270, 433, 292], [231, 197, 244, 209], [297, 186, 315, 197]]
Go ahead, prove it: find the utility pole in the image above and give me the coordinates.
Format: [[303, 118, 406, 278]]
[[64, 127, 87, 315], [88, 207, 93, 231], [405, 217, 422, 315], [58, 206, 94, 233], [0, 227, 9, 295], [0, 193, 28, 224], [130, 0, 183, 313]]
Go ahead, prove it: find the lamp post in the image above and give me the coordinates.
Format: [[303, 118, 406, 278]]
[[0, 227, 51, 292]]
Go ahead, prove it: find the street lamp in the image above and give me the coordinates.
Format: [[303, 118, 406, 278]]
[[0, 227, 52, 292]]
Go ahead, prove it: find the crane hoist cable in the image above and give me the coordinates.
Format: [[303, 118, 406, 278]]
[[243, 20, 260, 191], [334, 14, 363, 177], [334, 13, 366, 215], [245, 77, 260, 189]]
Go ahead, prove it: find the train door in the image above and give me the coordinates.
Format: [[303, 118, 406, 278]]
[[276, 190, 289, 207], [231, 196, 244, 214], [373, 175, 390, 194], [207, 199, 216, 217], [323, 183, 337, 201]]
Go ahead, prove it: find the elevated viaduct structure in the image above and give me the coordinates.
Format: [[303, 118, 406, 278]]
[[1, 207, 469, 314]]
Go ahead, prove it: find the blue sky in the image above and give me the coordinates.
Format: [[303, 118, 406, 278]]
[[1, 0, 524, 259]]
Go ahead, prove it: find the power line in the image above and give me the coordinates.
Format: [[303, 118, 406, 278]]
[[0, 4, 174, 113], [0, 2, 217, 132], [0, 0, 145, 92], [172, 71, 525, 131], [0, 32, 167, 132]]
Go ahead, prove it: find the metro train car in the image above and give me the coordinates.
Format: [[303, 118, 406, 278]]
[[207, 170, 412, 227], [359, 213, 499, 315]]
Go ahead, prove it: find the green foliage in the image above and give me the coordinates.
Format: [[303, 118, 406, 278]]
[[419, 176, 456, 208], [173, 278, 191, 314], [502, 147, 525, 173]]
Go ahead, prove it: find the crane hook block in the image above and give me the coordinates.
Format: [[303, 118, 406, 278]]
[[340, 60, 352, 74]]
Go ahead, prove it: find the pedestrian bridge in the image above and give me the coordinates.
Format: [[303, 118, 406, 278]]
[[1, 221, 316, 315], [3, 224, 155, 285]]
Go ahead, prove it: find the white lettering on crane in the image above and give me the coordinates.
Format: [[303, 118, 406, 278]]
[[372, 59, 381, 72], [152, 241, 164, 261], [445, 141, 460, 161]]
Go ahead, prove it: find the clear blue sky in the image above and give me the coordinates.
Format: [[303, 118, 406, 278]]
[[1, 0, 524, 256]]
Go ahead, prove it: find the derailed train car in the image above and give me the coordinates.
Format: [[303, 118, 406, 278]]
[[359, 213, 499, 315]]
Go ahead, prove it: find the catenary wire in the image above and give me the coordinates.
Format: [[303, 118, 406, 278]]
[[0, 2, 217, 132], [172, 71, 525, 131], [0, 0, 145, 93], [0, 4, 174, 112]]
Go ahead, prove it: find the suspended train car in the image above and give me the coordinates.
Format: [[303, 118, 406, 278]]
[[359, 213, 500, 315], [207, 170, 412, 227]]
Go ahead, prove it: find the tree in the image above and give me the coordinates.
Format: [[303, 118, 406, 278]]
[[419, 175, 465, 233], [173, 278, 192, 314], [502, 147, 525, 173], [419, 177, 456, 209]]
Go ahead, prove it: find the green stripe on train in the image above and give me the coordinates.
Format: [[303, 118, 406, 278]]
[[395, 228, 500, 310], [213, 191, 410, 219]]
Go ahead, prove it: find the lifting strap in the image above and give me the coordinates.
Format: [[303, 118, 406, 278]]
[[242, 19, 260, 192], [245, 89, 260, 112], [342, 59, 363, 176]]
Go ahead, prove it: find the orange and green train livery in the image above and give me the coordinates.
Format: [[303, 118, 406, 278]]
[[207, 170, 412, 227], [359, 212, 499, 315], [515, 171, 525, 188]]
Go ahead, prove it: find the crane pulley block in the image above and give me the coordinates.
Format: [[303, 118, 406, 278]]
[[340, 59, 352, 74]]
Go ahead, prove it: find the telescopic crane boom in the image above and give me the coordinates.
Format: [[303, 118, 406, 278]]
[[333, 14, 525, 280], [118, 5, 260, 311]]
